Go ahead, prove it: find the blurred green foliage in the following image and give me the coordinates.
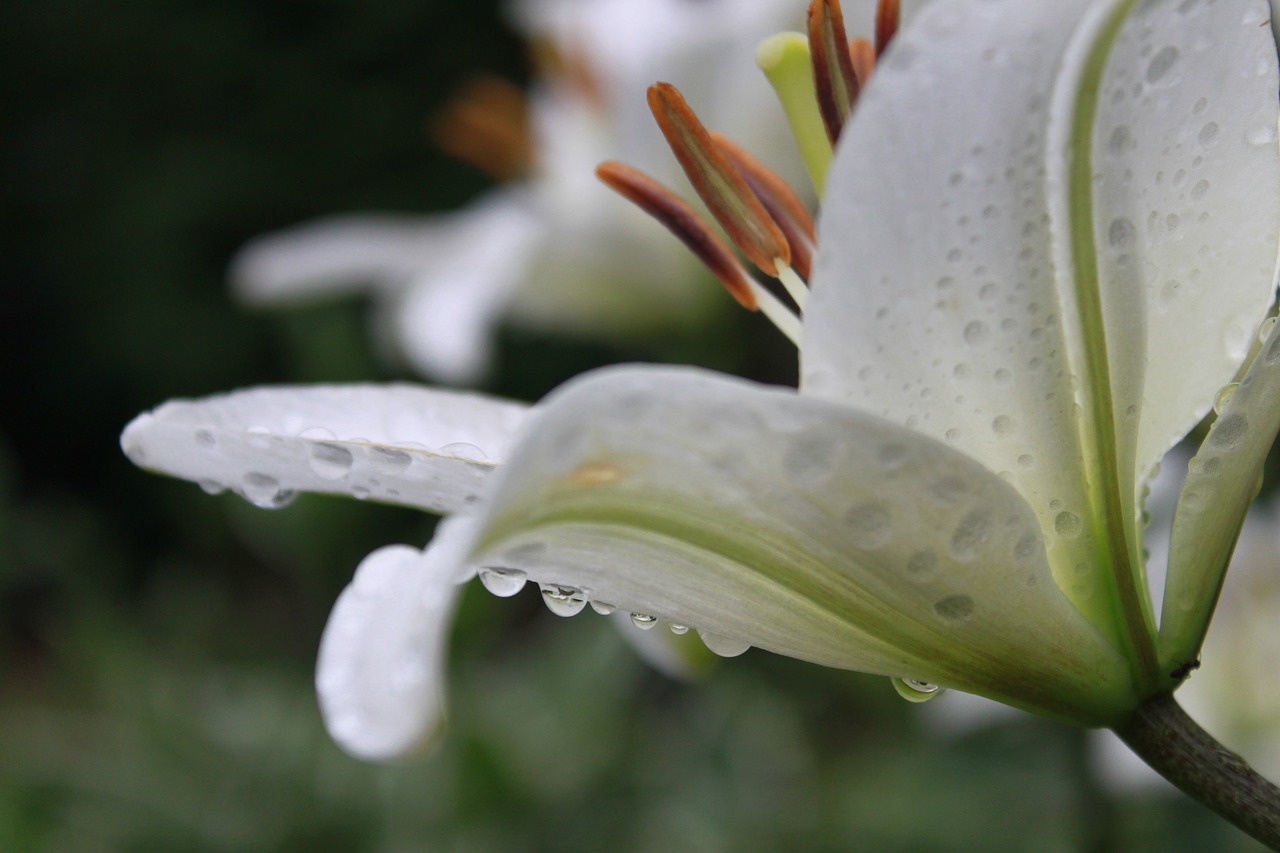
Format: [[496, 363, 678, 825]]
[[0, 1, 1269, 850]]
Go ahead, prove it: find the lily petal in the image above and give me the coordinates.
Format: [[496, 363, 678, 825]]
[[1085, 0, 1280, 516], [390, 192, 544, 384], [801, 0, 1119, 628], [232, 192, 546, 385], [467, 366, 1133, 724], [120, 385, 529, 512], [1160, 323, 1280, 673], [316, 517, 476, 761]]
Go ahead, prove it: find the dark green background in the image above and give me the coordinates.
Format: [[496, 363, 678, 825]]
[[0, 1, 1267, 849]]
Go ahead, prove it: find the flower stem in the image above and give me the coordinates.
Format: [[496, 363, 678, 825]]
[[1113, 694, 1280, 848]]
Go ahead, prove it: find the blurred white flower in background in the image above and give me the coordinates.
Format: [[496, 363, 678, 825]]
[[231, 0, 808, 384]]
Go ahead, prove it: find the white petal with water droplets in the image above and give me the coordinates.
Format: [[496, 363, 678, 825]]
[[316, 518, 476, 761], [1088, 0, 1280, 509], [120, 384, 529, 513], [467, 366, 1133, 724], [801, 0, 1115, 627]]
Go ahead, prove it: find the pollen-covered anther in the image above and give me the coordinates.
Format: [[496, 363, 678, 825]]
[[875, 0, 900, 58], [711, 132, 815, 282], [646, 82, 791, 275], [595, 161, 759, 310], [808, 0, 860, 144]]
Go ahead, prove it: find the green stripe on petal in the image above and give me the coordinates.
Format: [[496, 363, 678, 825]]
[[803, 0, 1122, 642], [469, 366, 1136, 725]]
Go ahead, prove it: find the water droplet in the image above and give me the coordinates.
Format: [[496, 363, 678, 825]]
[[1209, 413, 1248, 450], [878, 442, 909, 470], [198, 479, 225, 495], [992, 415, 1016, 436], [1258, 316, 1278, 345], [241, 472, 295, 509], [1145, 45, 1180, 84], [1190, 179, 1210, 201], [195, 429, 215, 447], [785, 434, 837, 485], [440, 442, 488, 463], [309, 442, 354, 480], [950, 510, 993, 561], [1197, 121, 1219, 146], [905, 550, 938, 579], [1107, 217, 1136, 250], [846, 503, 893, 549], [698, 630, 750, 657], [669, 624, 689, 635], [892, 676, 944, 703], [963, 320, 990, 345], [540, 584, 587, 617], [368, 446, 412, 475], [1013, 531, 1040, 564], [1107, 125, 1132, 156], [1054, 510, 1082, 539], [1213, 383, 1238, 415], [479, 567, 527, 597], [590, 600, 616, 616], [1017, 454, 1035, 468], [934, 594, 975, 624], [630, 612, 659, 630], [929, 475, 968, 505]]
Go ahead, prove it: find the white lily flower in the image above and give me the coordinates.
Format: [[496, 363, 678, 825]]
[[230, 0, 808, 384], [123, 0, 1280, 766]]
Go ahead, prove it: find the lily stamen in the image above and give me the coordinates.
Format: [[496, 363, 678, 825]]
[[647, 82, 792, 276], [808, 0, 860, 144], [595, 161, 759, 311], [874, 0, 900, 58], [711, 132, 816, 281]]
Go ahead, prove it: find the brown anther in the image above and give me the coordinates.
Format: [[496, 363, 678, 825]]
[[710, 132, 815, 281], [875, 0, 901, 58], [808, 0, 860, 145], [596, 161, 759, 310], [646, 82, 791, 275], [849, 37, 876, 91], [431, 76, 532, 182]]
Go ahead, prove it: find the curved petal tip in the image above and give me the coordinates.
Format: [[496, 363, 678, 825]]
[[316, 531, 472, 761]]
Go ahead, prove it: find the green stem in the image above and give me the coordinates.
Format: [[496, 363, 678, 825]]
[[1113, 694, 1280, 849]]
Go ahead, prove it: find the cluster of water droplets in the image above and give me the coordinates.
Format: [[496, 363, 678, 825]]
[[475, 566, 751, 657], [183, 421, 494, 512]]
